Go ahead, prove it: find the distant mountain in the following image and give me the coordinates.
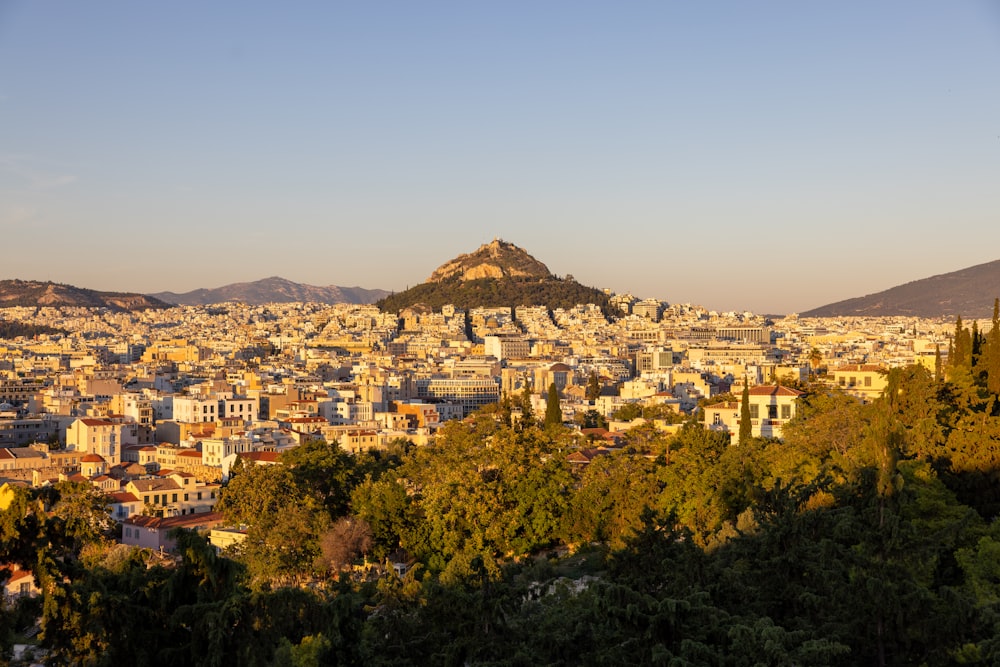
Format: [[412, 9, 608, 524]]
[[377, 239, 612, 314], [0, 280, 169, 311], [802, 259, 1000, 318], [150, 276, 390, 306]]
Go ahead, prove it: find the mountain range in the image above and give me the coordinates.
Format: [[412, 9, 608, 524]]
[[149, 277, 389, 306], [4, 250, 1000, 317], [801, 259, 1000, 319]]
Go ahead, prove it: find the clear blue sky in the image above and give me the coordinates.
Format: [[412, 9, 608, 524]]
[[1, 2, 998, 313]]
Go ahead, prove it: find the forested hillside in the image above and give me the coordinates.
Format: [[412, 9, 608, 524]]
[[6, 311, 1000, 664], [375, 276, 613, 315]]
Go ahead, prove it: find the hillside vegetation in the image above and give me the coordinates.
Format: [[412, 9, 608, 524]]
[[376, 276, 613, 314]]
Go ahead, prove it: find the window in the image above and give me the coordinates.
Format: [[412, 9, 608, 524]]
[[781, 404, 791, 420], [172, 494, 177, 503], [748, 405, 759, 419], [864, 376, 872, 387], [712, 413, 722, 425]]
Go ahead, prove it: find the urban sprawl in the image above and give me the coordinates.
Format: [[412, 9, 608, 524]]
[[0, 296, 953, 578]]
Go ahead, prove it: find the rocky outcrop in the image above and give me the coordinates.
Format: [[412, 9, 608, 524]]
[[427, 239, 552, 283]]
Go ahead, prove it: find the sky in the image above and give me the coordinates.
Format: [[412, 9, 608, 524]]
[[1, 2, 998, 314]]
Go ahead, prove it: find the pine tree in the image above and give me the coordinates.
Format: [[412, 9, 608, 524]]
[[544, 383, 563, 427], [934, 344, 942, 383], [739, 382, 752, 446]]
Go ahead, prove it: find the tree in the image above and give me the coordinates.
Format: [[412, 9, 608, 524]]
[[565, 452, 660, 547], [951, 315, 973, 381], [988, 298, 1000, 395], [519, 381, 534, 425], [351, 475, 413, 559], [574, 409, 607, 430], [217, 462, 297, 526], [318, 517, 373, 573], [610, 402, 642, 422], [281, 438, 359, 518], [809, 348, 823, 376], [544, 383, 562, 427], [586, 372, 602, 401], [217, 462, 330, 587], [739, 382, 752, 445]]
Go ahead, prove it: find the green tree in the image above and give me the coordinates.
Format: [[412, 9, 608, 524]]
[[217, 462, 329, 587], [586, 371, 601, 401], [281, 438, 359, 518], [988, 298, 1000, 395], [217, 460, 297, 526], [809, 347, 823, 375], [544, 382, 562, 427], [574, 408, 608, 430], [739, 382, 752, 445], [610, 402, 643, 421], [351, 475, 414, 559], [565, 452, 660, 547], [519, 381, 534, 425]]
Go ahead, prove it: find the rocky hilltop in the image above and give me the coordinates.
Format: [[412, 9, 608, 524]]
[[151, 276, 389, 306], [0, 280, 169, 311], [427, 239, 552, 283], [802, 259, 1000, 319], [377, 240, 611, 314]]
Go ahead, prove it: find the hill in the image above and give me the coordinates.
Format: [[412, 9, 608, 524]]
[[0, 280, 169, 311], [427, 239, 552, 283], [802, 259, 1000, 318], [376, 239, 612, 314], [150, 277, 390, 306]]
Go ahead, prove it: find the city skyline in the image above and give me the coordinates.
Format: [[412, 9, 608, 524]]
[[1, 2, 998, 313]]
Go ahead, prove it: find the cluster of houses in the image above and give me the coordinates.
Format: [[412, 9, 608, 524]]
[[0, 298, 953, 602]]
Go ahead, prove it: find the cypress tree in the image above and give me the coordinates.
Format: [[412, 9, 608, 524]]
[[951, 315, 973, 376], [971, 320, 982, 372], [989, 298, 1000, 395], [520, 382, 534, 423], [544, 383, 563, 427], [739, 382, 752, 445], [586, 372, 601, 402]]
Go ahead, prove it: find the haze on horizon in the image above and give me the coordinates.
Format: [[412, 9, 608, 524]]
[[1, 2, 998, 314]]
